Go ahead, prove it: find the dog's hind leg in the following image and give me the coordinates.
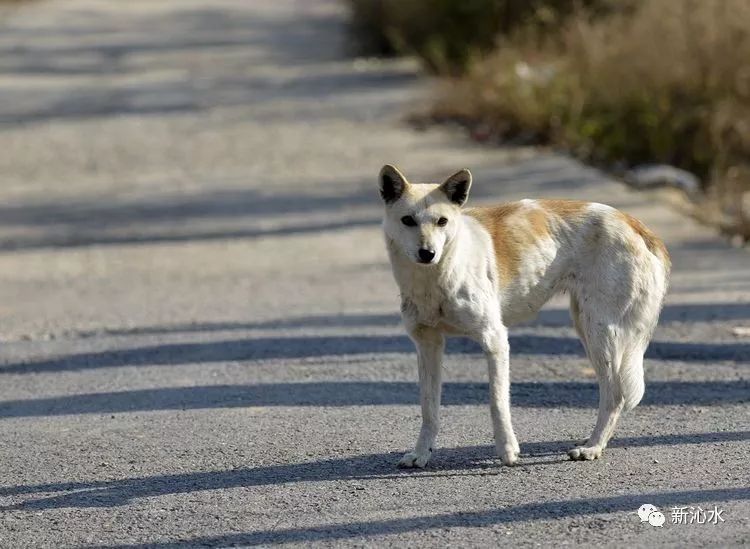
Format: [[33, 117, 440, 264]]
[[569, 332, 648, 461], [481, 324, 519, 466], [399, 325, 445, 468], [568, 315, 628, 461], [568, 272, 657, 461]]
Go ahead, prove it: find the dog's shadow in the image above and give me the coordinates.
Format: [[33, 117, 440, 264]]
[[0, 444, 563, 511], [404, 443, 572, 474]]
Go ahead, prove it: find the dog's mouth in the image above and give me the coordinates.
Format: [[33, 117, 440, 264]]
[[415, 255, 437, 265]]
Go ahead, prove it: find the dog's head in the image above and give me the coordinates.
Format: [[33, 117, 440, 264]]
[[379, 164, 472, 266]]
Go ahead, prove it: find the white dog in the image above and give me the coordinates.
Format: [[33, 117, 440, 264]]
[[379, 165, 670, 467]]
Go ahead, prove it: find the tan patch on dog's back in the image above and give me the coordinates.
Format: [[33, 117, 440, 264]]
[[538, 199, 589, 220], [468, 199, 591, 287], [467, 202, 552, 286], [620, 212, 671, 269]]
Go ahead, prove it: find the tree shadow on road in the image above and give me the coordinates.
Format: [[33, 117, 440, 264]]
[[0, 183, 382, 251], [94, 485, 750, 548], [0, 5, 362, 125], [0, 380, 747, 418], [0, 431, 747, 513], [1, 330, 748, 376]]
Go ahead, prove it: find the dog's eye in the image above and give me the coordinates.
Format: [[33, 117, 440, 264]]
[[437, 217, 448, 227], [401, 216, 417, 227]]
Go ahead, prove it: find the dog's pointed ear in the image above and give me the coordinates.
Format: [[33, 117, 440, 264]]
[[440, 168, 472, 206], [379, 164, 408, 204]]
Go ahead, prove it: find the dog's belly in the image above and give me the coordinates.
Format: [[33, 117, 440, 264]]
[[500, 270, 567, 326], [436, 319, 467, 335], [501, 292, 549, 326]]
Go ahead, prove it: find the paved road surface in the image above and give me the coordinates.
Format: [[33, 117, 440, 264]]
[[0, 0, 748, 547]]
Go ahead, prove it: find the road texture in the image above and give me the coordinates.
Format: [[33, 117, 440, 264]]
[[0, 0, 748, 547]]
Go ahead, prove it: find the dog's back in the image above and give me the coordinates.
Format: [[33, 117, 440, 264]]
[[467, 199, 670, 328]]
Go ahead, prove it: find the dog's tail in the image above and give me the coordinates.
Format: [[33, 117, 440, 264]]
[[619, 346, 646, 411], [618, 238, 669, 412]]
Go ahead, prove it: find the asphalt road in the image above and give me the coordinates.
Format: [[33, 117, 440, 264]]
[[0, 0, 748, 547]]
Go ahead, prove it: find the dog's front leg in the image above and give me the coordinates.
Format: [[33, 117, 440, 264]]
[[482, 325, 520, 466], [399, 325, 445, 468]]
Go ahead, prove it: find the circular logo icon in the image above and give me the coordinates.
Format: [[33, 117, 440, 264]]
[[648, 511, 666, 527], [638, 504, 658, 522]]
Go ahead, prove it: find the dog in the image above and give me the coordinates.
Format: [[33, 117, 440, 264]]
[[378, 164, 670, 467]]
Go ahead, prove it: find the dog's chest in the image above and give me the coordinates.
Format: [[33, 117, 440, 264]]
[[399, 276, 445, 327], [399, 275, 481, 334]]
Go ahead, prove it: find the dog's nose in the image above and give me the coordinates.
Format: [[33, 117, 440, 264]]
[[418, 248, 436, 263]]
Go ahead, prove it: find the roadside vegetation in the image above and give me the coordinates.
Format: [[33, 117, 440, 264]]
[[347, 0, 750, 241]]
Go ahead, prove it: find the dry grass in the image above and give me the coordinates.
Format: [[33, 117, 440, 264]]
[[429, 0, 750, 239], [346, 0, 613, 74]]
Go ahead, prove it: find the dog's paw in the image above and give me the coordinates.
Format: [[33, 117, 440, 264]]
[[499, 443, 520, 466], [398, 450, 431, 469], [568, 445, 603, 461]]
